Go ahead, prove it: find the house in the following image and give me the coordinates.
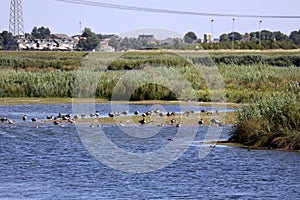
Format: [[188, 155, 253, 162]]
[[98, 39, 115, 52], [203, 33, 212, 43], [52, 34, 76, 50], [35, 39, 57, 50], [18, 39, 37, 50], [17, 33, 77, 50], [138, 34, 156, 43]]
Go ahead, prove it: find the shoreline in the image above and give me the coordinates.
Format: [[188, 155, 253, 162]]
[[0, 97, 242, 108], [214, 141, 300, 153]]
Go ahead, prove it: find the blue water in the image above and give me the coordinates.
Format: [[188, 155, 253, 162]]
[[0, 104, 299, 199]]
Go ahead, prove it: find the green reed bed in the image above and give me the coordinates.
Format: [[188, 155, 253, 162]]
[[0, 64, 299, 103], [230, 83, 300, 150], [1, 51, 300, 71]]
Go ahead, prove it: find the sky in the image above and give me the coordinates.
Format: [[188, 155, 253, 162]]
[[1, 0, 300, 39]]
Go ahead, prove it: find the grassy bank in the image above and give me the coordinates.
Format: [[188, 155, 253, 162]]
[[230, 83, 300, 150]]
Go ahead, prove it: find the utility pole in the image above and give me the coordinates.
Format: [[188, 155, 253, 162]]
[[231, 18, 235, 51], [259, 20, 262, 46], [210, 19, 214, 48], [9, 0, 25, 37], [79, 21, 82, 35]]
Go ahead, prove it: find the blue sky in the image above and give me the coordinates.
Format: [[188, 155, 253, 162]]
[[1, 0, 300, 39]]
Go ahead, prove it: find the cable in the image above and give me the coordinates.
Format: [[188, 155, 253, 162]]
[[53, 0, 300, 19]]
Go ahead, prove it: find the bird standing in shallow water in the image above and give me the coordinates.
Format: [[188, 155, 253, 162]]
[[139, 118, 146, 125], [171, 119, 175, 124], [198, 118, 204, 126]]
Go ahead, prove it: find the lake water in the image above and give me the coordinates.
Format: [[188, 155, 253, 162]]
[[0, 104, 299, 199]]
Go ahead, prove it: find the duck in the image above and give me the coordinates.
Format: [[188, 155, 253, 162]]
[[210, 118, 224, 126], [8, 119, 14, 124], [159, 112, 164, 117], [108, 113, 115, 118], [134, 111, 139, 116], [62, 116, 70, 120], [23, 115, 28, 121], [53, 120, 60, 125], [122, 110, 129, 115], [119, 121, 125, 126], [139, 118, 146, 125], [1, 117, 8, 122], [198, 118, 204, 126], [31, 117, 38, 122], [170, 119, 175, 124]]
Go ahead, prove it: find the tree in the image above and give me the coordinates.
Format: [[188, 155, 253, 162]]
[[31, 26, 51, 39], [220, 33, 230, 42], [249, 32, 259, 41], [184, 31, 197, 43], [82, 28, 95, 38], [272, 31, 288, 41], [77, 28, 99, 51], [228, 32, 242, 41], [260, 30, 272, 40], [289, 30, 300, 45], [0, 31, 17, 50]]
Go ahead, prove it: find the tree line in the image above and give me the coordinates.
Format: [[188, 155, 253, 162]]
[[1, 26, 300, 50]]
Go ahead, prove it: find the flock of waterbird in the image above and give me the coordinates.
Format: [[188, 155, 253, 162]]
[[0, 108, 225, 128]]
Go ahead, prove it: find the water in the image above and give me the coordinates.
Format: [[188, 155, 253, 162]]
[[0, 104, 299, 199]]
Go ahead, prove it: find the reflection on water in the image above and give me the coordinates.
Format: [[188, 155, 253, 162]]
[[0, 104, 299, 199]]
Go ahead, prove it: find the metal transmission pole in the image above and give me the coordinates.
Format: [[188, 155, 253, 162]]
[[9, 0, 25, 37], [231, 18, 235, 51]]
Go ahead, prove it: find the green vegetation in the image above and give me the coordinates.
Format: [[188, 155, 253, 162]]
[[0, 51, 86, 71], [230, 83, 300, 150], [0, 51, 299, 104]]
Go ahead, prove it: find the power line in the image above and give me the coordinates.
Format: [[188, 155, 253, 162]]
[[54, 0, 300, 19]]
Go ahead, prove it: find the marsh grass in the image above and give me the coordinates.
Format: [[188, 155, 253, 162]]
[[0, 51, 299, 103], [230, 83, 300, 150], [0, 64, 299, 103]]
